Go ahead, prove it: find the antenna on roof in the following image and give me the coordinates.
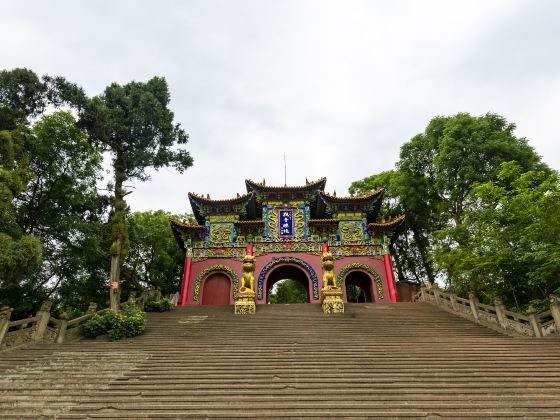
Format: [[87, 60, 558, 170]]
[[283, 152, 287, 187]]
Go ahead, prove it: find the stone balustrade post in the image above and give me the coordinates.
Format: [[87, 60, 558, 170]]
[[55, 312, 68, 344], [155, 289, 162, 301], [86, 302, 98, 315], [128, 291, 137, 305], [33, 301, 53, 341], [138, 291, 149, 311], [0, 306, 13, 346], [449, 293, 458, 311], [549, 295, 560, 334], [433, 289, 440, 306], [420, 287, 426, 301], [527, 306, 543, 338], [494, 298, 508, 330], [468, 293, 480, 323]]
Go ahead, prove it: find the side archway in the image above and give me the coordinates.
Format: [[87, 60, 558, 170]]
[[337, 263, 384, 300], [257, 257, 319, 300], [193, 265, 239, 302]]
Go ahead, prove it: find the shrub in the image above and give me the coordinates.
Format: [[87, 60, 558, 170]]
[[82, 311, 114, 338], [108, 308, 146, 341], [82, 304, 145, 340], [144, 298, 172, 312]]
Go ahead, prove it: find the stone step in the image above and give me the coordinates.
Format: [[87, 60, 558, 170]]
[[1, 303, 559, 418]]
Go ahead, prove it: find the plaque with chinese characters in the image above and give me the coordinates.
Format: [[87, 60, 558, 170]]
[[279, 209, 293, 237]]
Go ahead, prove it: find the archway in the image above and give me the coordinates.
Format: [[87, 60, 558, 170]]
[[257, 257, 319, 301], [265, 265, 310, 304], [344, 271, 374, 303], [201, 272, 231, 305]]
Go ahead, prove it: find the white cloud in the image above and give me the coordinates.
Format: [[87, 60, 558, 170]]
[[2, 0, 558, 214]]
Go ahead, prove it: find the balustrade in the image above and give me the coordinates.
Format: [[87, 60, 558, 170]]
[[0, 291, 178, 351], [413, 287, 560, 338]]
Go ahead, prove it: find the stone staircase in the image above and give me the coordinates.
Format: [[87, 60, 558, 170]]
[[1, 303, 560, 418]]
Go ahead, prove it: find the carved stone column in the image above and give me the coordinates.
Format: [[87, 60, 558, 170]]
[[549, 295, 560, 334], [433, 289, 440, 306], [33, 301, 53, 341], [527, 306, 543, 338], [468, 293, 480, 323], [449, 293, 458, 311], [494, 298, 508, 330], [0, 306, 13, 346], [55, 312, 68, 344], [86, 302, 98, 315]]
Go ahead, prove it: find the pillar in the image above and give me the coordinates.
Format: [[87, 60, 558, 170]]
[[550, 295, 560, 334], [180, 248, 193, 306], [33, 301, 53, 341], [55, 312, 68, 344], [383, 254, 398, 303], [0, 307, 13, 347], [246, 243, 254, 256]]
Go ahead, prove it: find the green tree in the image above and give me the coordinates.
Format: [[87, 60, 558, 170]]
[[349, 170, 438, 284], [124, 210, 185, 294], [268, 280, 308, 304], [0, 69, 95, 314], [15, 112, 107, 311], [0, 68, 86, 130], [442, 162, 560, 310], [81, 77, 193, 311], [350, 113, 548, 290]]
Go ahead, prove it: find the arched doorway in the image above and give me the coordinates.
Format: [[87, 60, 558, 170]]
[[265, 265, 310, 304], [201, 272, 231, 305], [344, 271, 374, 303]]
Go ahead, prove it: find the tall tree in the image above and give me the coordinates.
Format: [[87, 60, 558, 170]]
[[81, 77, 193, 310], [13, 111, 107, 312], [350, 113, 547, 288], [349, 170, 440, 284], [0, 69, 96, 314], [442, 162, 560, 310]]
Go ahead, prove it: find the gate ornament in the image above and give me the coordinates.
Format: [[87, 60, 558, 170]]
[[235, 254, 257, 314], [320, 252, 344, 314]]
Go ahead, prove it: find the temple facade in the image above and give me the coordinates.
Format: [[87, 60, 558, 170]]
[[170, 178, 404, 306]]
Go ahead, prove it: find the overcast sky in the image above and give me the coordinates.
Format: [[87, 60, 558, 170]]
[[2, 0, 560, 214]]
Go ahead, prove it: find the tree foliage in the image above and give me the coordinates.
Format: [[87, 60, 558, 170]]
[[124, 210, 185, 295], [439, 162, 560, 310], [0, 69, 105, 315], [350, 112, 557, 310], [268, 280, 308, 304]]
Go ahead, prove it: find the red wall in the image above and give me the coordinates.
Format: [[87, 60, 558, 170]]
[[186, 252, 391, 305]]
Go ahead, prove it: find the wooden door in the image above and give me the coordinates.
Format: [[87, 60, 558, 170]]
[[201, 273, 231, 305]]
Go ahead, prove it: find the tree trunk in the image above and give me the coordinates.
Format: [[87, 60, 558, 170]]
[[109, 168, 127, 312]]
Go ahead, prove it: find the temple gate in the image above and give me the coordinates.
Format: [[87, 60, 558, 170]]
[[170, 178, 404, 306]]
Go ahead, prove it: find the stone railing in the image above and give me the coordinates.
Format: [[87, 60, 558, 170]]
[[413, 287, 560, 338], [0, 290, 180, 351]]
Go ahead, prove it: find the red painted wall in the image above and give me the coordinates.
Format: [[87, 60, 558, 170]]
[[186, 252, 392, 305]]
